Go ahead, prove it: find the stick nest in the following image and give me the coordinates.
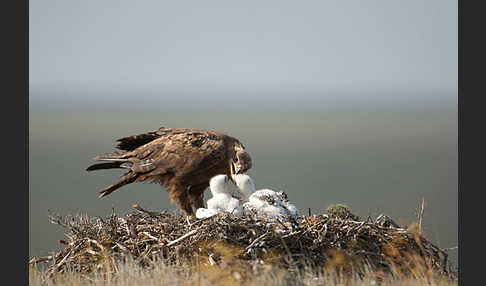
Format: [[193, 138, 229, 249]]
[[31, 207, 454, 280]]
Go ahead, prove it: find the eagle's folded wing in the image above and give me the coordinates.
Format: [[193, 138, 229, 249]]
[[111, 130, 228, 179]]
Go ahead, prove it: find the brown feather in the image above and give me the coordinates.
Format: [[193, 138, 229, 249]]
[[86, 162, 126, 171], [98, 172, 137, 198], [115, 130, 163, 151]]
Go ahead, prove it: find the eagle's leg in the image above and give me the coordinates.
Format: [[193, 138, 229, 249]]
[[174, 194, 195, 217], [193, 193, 205, 210], [188, 184, 209, 211], [168, 185, 195, 217]]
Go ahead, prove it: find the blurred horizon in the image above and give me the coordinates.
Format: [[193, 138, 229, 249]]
[[30, 86, 457, 113]]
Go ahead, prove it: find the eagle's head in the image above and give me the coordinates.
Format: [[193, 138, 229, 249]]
[[230, 144, 252, 176]]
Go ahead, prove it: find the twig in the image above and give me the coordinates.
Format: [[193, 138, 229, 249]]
[[167, 229, 198, 247], [142, 232, 159, 241], [280, 237, 292, 260], [29, 256, 53, 264], [418, 198, 425, 234], [132, 204, 161, 216], [245, 232, 268, 253], [442, 246, 458, 252], [208, 252, 216, 266], [186, 216, 192, 227], [55, 250, 73, 271]]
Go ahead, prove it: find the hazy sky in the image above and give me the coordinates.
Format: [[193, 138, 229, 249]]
[[30, 0, 457, 96]]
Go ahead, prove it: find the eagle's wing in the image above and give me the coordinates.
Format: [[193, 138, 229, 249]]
[[88, 128, 229, 197], [121, 129, 228, 178], [114, 126, 180, 151], [115, 131, 162, 151]]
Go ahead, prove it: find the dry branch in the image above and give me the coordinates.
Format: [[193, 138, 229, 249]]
[[167, 229, 198, 247]]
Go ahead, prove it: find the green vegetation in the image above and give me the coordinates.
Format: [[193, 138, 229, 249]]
[[325, 204, 361, 221]]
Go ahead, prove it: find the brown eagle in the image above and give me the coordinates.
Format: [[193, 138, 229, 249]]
[[86, 127, 252, 216]]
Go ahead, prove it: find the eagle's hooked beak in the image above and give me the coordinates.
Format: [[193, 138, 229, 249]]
[[230, 160, 238, 183], [232, 160, 244, 174], [230, 160, 236, 174], [229, 174, 236, 184]]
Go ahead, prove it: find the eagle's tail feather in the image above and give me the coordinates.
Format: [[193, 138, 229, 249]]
[[87, 151, 133, 171], [93, 152, 129, 161], [86, 162, 129, 171], [98, 172, 137, 198]]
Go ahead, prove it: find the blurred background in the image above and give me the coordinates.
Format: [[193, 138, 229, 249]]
[[29, 0, 458, 265]]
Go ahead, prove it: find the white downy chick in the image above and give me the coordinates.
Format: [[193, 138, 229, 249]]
[[232, 174, 299, 219], [195, 174, 243, 219]]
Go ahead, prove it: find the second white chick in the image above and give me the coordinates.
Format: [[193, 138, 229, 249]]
[[232, 174, 299, 219]]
